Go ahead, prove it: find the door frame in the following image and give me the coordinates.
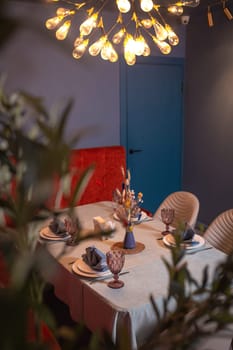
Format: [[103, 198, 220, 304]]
[[120, 55, 185, 172]]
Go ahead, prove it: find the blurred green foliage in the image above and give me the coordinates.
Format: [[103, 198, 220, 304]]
[[0, 6, 233, 349], [0, 79, 99, 349]]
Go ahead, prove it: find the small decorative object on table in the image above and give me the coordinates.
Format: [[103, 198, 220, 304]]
[[93, 216, 115, 240], [106, 250, 125, 289], [161, 208, 175, 236], [112, 168, 145, 253]]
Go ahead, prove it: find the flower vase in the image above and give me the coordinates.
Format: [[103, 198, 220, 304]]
[[123, 225, 136, 249]]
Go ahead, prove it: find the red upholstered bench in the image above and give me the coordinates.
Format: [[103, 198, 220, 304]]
[[3, 145, 126, 215], [56, 145, 126, 208]]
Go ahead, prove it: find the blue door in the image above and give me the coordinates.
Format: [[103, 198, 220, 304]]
[[120, 56, 184, 213]]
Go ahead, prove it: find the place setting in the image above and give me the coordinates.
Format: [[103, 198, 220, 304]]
[[71, 245, 128, 287], [39, 217, 70, 242], [158, 208, 210, 253], [163, 229, 206, 251], [39, 213, 79, 245]]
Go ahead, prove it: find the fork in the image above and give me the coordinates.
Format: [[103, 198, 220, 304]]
[[89, 271, 130, 284]]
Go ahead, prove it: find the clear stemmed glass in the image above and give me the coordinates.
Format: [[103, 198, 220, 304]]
[[161, 208, 175, 236], [106, 250, 125, 289]]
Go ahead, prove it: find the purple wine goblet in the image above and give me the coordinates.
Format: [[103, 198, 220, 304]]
[[106, 250, 125, 289], [161, 208, 175, 236]]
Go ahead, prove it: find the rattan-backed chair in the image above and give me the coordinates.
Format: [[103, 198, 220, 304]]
[[153, 191, 200, 229], [204, 209, 233, 255]]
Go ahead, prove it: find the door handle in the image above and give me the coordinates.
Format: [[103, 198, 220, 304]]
[[129, 149, 143, 154]]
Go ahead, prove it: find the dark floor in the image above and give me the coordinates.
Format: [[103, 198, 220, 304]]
[[43, 283, 92, 349]]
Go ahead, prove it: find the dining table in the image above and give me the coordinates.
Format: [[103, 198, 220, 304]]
[[38, 201, 232, 350]]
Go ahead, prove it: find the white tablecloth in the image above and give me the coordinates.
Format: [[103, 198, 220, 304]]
[[39, 201, 230, 349]]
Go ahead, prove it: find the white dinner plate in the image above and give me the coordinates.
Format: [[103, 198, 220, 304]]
[[163, 233, 205, 250], [39, 226, 70, 241], [72, 258, 110, 278], [113, 211, 148, 223]]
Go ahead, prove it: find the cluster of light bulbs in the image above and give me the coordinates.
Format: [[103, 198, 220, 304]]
[[207, 0, 233, 27], [45, 0, 200, 65]]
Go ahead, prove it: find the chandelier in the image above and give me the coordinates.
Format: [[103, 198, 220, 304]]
[[45, 0, 200, 65]]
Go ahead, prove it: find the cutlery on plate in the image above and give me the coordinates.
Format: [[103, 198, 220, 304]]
[[89, 271, 130, 284], [134, 218, 154, 225], [183, 240, 200, 247], [186, 247, 213, 255]]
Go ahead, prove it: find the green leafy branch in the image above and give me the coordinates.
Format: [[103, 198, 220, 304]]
[[141, 232, 233, 350]]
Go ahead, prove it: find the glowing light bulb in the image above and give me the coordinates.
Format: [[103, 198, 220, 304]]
[[165, 25, 179, 46], [124, 34, 136, 55], [123, 34, 136, 64], [80, 14, 98, 36], [108, 48, 118, 62], [112, 29, 125, 44], [72, 38, 89, 59], [45, 16, 63, 30], [89, 36, 107, 56], [141, 19, 153, 28], [142, 41, 151, 56], [140, 0, 153, 12], [153, 21, 168, 41], [223, 1, 233, 20], [101, 42, 118, 62], [134, 35, 146, 56], [74, 36, 83, 47], [124, 50, 136, 65], [207, 6, 214, 27], [100, 42, 110, 60], [116, 0, 131, 13], [100, 43, 109, 60], [55, 20, 71, 40], [153, 37, 171, 54], [167, 5, 183, 15], [56, 7, 74, 16], [180, 0, 200, 7]]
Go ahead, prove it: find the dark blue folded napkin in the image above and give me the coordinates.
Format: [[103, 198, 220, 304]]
[[181, 225, 195, 241], [172, 224, 195, 242], [82, 246, 108, 272], [49, 217, 67, 236]]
